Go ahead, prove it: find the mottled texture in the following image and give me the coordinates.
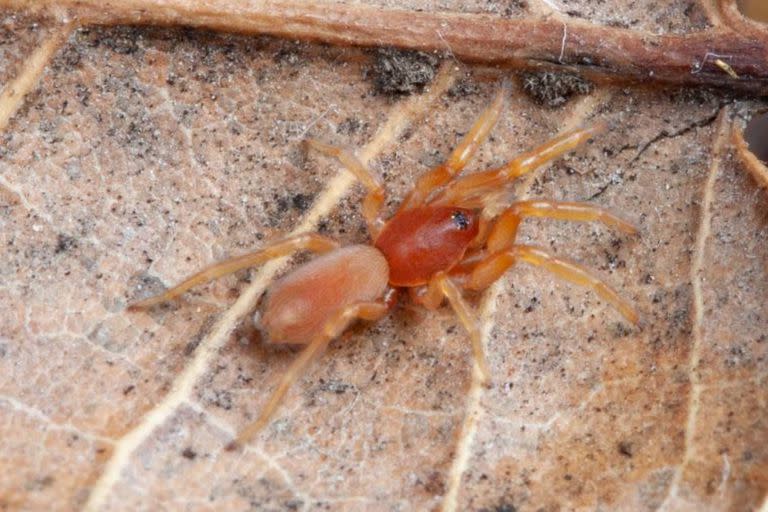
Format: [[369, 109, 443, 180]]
[[0, 2, 767, 512]]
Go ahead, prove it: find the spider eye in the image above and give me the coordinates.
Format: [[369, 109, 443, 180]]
[[451, 210, 470, 230]]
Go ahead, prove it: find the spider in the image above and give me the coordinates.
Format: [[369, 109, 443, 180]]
[[128, 83, 638, 449]]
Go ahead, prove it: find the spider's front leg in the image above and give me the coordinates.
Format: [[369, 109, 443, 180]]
[[485, 200, 637, 253], [460, 199, 639, 324], [434, 122, 608, 208], [398, 82, 509, 211], [304, 139, 387, 238]]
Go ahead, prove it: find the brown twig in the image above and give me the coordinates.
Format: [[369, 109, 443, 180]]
[[3, 0, 768, 95]]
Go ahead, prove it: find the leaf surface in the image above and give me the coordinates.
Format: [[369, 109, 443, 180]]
[[0, 2, 766, 511]]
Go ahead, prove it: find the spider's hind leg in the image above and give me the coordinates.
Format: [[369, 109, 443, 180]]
[[127, 234, 339, 310], [227, 299, 391, 450]]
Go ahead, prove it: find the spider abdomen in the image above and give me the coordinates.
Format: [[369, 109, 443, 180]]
[[260, 245, 389, 345], [375, 206, 479, 287]]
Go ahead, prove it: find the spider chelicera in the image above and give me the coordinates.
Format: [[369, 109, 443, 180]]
[[129, 83, 638, 449]]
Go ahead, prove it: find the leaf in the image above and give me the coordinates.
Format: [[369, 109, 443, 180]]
[[1, 2, 766, 511]]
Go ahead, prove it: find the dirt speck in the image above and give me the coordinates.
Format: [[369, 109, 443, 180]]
[[618, 440, 634, 457], [337, 117, 369, 135], [291, 193, 313, 213], [54, 234, 77, 254], [447, 76, 481, 98], [480, 502, 517, 512], [202, 389, 233, 410]]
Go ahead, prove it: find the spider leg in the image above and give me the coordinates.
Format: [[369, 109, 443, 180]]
[[398, 82, 508, 211], [412, 272, 491, 385], [305, 139, 387, 237], [486, 200, 637, 253], [127, 233, 339, 310], [434, 123, 607, 207], [227, 299, 391, 450], [466, 245, 638, 324]]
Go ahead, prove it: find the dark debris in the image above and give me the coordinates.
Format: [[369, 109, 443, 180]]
[[520, 71, 593, 108], [369, 48, 440, 96]]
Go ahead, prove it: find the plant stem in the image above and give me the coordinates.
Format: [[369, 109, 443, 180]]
[[3, 0, 768, 94]]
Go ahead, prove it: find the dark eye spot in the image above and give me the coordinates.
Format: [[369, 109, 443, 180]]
[[451, 210, 470, 230]]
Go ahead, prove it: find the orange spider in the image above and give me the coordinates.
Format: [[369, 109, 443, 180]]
[[129, 83, 638, 449]]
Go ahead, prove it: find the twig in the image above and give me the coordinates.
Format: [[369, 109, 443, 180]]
[[2, 0, 768, 95]]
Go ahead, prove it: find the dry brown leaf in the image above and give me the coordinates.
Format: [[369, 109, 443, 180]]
[[1, 2, 767, 511]]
